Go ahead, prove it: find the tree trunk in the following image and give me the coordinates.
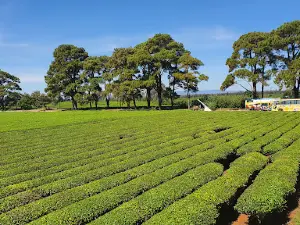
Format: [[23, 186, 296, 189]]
[[261, 68, 265, 99], [171, 83, 175, 109], [71, 96, 78, 110], [74, 101, 78, 110], [187, 89, 190, 109], [146, 88, 151, 109], [89, 91, 92, 109], [252, 82, 258, 99], [95, 101, 98, 110], [127, 101, 130, 109], [157, 74, 162, 110], [133, 95, 137, 109], [293, 85, 299, 98], [106, 98, 110, 108]]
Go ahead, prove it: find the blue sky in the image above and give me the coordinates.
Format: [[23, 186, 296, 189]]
[[0, 0, 299, 93]]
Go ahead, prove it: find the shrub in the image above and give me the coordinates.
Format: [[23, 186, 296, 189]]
[[235, 159, 299, 217], [144, 153, 267, 225], [89, 163, 223, 225]]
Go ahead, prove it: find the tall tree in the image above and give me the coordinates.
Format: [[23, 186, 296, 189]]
[[143, 34, 185, 109], [82, 56, 109, 109], [0, 70, 22, 110], [274, 58, 300, 96], [108, 48, 140, 108], [272, 20, 300, 98], [129, 43, 157, 108], [167, 50, 186, 108], [174, 52, 208, 109], [221, 32, 271, 98], [45, 44, 88, 109]]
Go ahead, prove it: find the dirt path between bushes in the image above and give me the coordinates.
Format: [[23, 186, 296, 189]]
[[231, 214, 249, 225]]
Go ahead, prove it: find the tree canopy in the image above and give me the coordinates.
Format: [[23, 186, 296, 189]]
[[174, 52, 207, 109], [45, 44, 88, 109], [41, 34, 206, 110], [0, 70, 22, 110], [222, 20, 300, 98], [271, 20, 300, 98], [221, 32, 273, 98]]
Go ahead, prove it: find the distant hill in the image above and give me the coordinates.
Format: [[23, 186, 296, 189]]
[[177, 90, 241, 96]]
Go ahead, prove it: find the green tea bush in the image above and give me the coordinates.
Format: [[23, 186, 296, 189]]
[[0, 111, 299, 225], [235, 159, 299, 217], [144, 153, 267, 225]]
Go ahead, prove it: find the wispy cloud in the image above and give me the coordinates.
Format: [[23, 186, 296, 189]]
[[211, 26, 238, 41], [0, 32, 30, 48], [172, 26, 239, 51], [7, 68, 46, 84], [65, 26, 238, 55], [19, 75, 44, 83], [0, 42, 29, 48], [0, 25, 240, 93], [0, 1, 30, 49]]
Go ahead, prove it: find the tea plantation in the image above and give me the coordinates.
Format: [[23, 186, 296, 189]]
[[1, 111, 300, 225]]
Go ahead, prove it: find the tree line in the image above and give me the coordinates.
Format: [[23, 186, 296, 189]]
[[45, 34, 208, 110], [1, 20, 300, 110], [221, 20, 300, 99]]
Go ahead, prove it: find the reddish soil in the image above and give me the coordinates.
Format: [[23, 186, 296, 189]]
[[232, 214, 249, 225], [288, 200, 300, 225]]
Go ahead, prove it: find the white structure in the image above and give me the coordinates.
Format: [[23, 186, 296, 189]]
[[197, 99, 212, 111]]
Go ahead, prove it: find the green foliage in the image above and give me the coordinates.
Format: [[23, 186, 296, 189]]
[[274, 58, 300, 96], [271, 20, 300, 98], [0, 70, 22, 110], [235, 124, 300, 219], [237, 118, 299, 155], [145, 152, 267, 225], [107, 48, 141, 108], [31, 91, 52, 108], [89, 163, 223, 225], [81, 56, 109, 108], [17, 91, 52, 110], [174, 52, 208, 109], [45, 44, 88, 109], [263, 124, 300, 155], [0, 111, 282, 225], [195, 94, 246, 109], [222, 32, 273, 98], [142, 34, 186, 109], [18, 93, 34, 110], [235, 159, 299, 217]]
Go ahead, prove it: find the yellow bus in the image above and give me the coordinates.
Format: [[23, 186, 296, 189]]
[[271, 99, 300, 111], [245, 98, 280, 110]]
